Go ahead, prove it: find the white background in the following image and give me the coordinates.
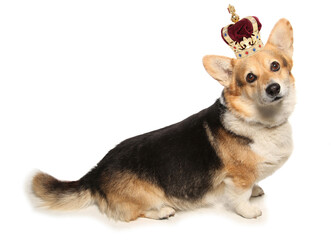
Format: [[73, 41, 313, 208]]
[[1, 0, 330, 239]]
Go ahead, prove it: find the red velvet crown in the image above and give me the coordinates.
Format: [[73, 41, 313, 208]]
[[221, 6, 264, 58]]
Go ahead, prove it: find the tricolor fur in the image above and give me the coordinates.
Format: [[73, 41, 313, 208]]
[[32, 19, 295, 221]]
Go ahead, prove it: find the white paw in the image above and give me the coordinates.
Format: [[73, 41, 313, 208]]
[[235, 204, 262, 219], [144, 207, 176, 220], [158, 207, 176, 220]]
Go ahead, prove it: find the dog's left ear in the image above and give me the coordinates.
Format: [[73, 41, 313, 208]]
[[266, 18, 294, 57]]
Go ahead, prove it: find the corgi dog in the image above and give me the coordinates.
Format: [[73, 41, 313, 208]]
[[32, 18, 295, 221]]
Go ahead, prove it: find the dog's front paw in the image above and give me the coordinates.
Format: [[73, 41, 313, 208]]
[[235, 203, 262, 219]]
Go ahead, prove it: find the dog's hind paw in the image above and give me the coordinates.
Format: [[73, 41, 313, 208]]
[[144, 207, 175, 220], [251, 184, 264, 198]]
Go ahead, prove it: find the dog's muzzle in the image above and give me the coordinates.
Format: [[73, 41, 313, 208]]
[[265, 83, 283, 102], [266, 83, 280, 97]]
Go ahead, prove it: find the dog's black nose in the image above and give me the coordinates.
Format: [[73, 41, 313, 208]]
[[266, 83, 281, 97]]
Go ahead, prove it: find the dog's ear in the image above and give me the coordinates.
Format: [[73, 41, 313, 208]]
[[266, 18, 293, 57], [203, 55, 234, 87]]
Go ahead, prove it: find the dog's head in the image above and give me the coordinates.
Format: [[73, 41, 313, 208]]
[[203, 19, 295, 127]]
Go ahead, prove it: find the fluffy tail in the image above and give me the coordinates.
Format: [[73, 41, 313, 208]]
[[32, 172, 93, 210]]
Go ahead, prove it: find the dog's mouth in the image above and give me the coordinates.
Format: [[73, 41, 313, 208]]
[[259, 94, 285, 105], [272, 96, 283, 102]]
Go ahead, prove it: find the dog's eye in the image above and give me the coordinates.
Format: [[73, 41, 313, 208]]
[[270, 61, 280, 72], [246, 73, 257, 83]]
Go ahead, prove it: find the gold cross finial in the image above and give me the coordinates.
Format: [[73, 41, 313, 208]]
[[228, 4, 239, 23]]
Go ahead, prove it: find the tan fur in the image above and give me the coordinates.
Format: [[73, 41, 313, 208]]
[[223, 94, 253, 118], [229, 49, 292, 98], [32, 172, 93, 210], [204, 123, 262, 190], [32, 172, 170, 221], [220, 48, 294, 125], [97, 171, 169, 221]]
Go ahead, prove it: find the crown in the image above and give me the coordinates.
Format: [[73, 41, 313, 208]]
[[221, 5, 264, 58]]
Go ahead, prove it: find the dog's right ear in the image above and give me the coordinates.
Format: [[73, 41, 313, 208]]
[[203, 55, 234, 87], [266, 18, 293, 57]]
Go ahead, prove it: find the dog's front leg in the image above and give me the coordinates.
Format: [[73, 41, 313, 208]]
[[223, 178, 262, 219]]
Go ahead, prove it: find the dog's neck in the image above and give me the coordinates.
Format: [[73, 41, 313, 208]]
[[220, 89, 295, 129]]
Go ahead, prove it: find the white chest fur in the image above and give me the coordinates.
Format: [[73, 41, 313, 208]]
[[223, 111, 293, 181]]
